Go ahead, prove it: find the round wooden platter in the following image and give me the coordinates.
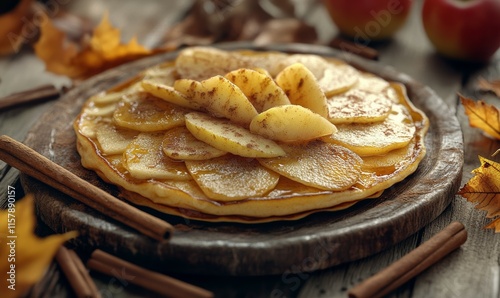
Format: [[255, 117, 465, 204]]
[[22, 43, 463, 276]]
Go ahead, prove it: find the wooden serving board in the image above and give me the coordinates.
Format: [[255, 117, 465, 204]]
[[21, 43, 463, 276]]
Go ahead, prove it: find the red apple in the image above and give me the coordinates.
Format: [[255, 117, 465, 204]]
[[322, 0, 414, 42], [422, 0, 500, 62]]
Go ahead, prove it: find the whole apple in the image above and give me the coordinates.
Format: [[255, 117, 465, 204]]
[[322, 0, 414, 42], [422, 0, 500, 62]]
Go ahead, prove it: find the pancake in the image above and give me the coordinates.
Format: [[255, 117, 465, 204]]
[[74, 47, 429, 223]]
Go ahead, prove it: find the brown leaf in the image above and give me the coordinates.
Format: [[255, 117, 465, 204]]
[[0, 195, 76, 297], [0, 0, 34, 55], [458, 156, 500, 232], [477, 77, 500, 98], [34, 12, 156, 79], [461, 94, 500, 140]]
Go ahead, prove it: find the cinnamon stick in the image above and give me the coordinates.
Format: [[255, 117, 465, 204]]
[[0, 135, 173, 241], [348, 221, 467, 298], [0, 85, 60, 111], [87, 249, 214, 298], [329, 37, 379, 60], [56, 246, 100, 298]]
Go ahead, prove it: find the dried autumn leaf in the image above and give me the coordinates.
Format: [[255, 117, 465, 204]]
[[477, 77, 500, 98], [0, 0, 33, 56], [0, 195, 76, 297], [34, 12, 154, 79], [458, 156, 500, 232], [461, 94, 500, 140]]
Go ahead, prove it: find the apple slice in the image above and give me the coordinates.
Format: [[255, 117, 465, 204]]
[[275, 63, 329, 118], [141, 80, 201, 110], [142, 64, 177, 86], [175, 47, 251, 80], [186, 155, 280, 201], [323, 103, 416, 156], [327, 89, 393, 124], [272, 54, 329, 79], [174, 76, 258, 127], [185, 112, 285, 158], [123, 132, 191, 180], [258, 141, 362, 191], [355, 72, 390, 93], [162, 126, 227, 160], [225, 68, 290, 112], [113, 92, 188, 132], [96, 123, 138, 155], [319, 64, 359, 97], [250, 105, 337, 143]]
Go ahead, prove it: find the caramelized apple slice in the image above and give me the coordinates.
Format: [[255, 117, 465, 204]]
[[123, 132, 191, 180], [361, 139, 417, 175], [250, 105, 337, 142], [275, 63, 329, 118], [323, 104, 416, 156], [162, 126, 227, 160], [96, 123, 138, 155], [186, 155, 280, 201], [225, 68, 290, 112], [185, 112, 285, 158], [174, 76, 258, 127], [113, 92, 188, 132], [327, 89, 393, 124], [259, 141, 362, 191], [84, 103, 117, 117]]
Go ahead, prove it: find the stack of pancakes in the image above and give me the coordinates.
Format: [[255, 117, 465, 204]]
[[74, 47, 429, 223]]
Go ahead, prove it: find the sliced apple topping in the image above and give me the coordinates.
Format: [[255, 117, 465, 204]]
[[90, 91, 124, 105], [327, 89, 393, 124], [355, 72, 391, 93], [275, 63, 329, 118], [84, 102, 118, 117], [174, 76, 258, 127], [141, 80, 201, 110], [259, 141, 363, 191], [96, 123, 138, 155], [142, 64, 177, 85], [175, 47, 251, 81], [186, 155, 280, 201], [361, 139, 417, 175], [185, 112, 286, 158], [113, 92, 188, 132], [319, 63, 359, 97], [250, 105, 337, 143], [123, 132, 191, 180], [162, 126, 227, 160], [323, 104, 416, 156], [225, 68, 290, 112]]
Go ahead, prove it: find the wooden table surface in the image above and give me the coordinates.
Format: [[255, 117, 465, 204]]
[[1, 0, 499, 297]]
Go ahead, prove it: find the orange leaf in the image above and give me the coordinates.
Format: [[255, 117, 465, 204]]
[[458, 156, 500, 232], [34, 12, 154, 79], [461, 94, 500, 140], [477, 77, 500, 98], [0, 195, 76, 297]]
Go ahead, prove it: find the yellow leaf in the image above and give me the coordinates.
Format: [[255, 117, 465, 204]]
[[461, 94, 500, 140], [458, 156, 500, 232], [34, 12, 154, 80], [0, 195, 76, 297]]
